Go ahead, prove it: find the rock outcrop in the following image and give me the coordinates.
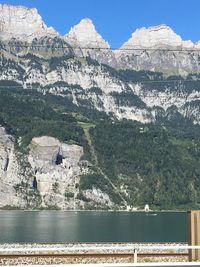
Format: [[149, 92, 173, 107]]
[[0, 52, 152, 123], [65, 18, 117, 66], [65, 18, 109, 49], [0, 4, 58, 41], [0, 4, 200, 209], [0, 127, 26, 208], [115, 25, 200, 74], [1, 3, 200, 74], [28, 136, 83, 209], [0, 130, 114, 209], [119, 24, 193, 49]]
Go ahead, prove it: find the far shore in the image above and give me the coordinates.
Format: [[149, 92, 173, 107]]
[[0, 208, 188, 212]]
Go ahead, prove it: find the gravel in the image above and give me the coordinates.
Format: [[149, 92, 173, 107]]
[[0, 243, 189, 265]]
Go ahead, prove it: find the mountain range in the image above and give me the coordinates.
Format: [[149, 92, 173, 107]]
[[0, 4, 200, 210]]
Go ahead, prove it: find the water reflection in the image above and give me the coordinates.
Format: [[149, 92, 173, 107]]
[[0, 211, 187, 243]]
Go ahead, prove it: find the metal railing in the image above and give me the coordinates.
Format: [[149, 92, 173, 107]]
[[2, 262, 200, 267], [1, 244, 200, 267]]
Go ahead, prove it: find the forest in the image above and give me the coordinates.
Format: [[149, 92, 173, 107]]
[[0, 80, 200, 209]]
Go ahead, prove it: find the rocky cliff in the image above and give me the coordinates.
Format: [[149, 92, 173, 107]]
[[28, 136, 84, 209], [0, 130, 114, 209], [0, 4, 200, 210], [65, 18, 116, 66], [0, 4, 58, 41], [2, 4, 200, 74], [0, 4, 199, 125], [0, 127, 26, 207], [115, 24, 200, 75]]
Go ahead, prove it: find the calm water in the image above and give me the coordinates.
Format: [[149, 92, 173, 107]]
[[0, 211, 188, 243]]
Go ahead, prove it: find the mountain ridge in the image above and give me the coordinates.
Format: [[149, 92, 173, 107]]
[[1, 3, 199, 49], [0, 3, 200, 210], [0, 4, 58, 41], [118, 24, 195, 50], [2, 4, 200, 73], [65, 18, 110, 48]]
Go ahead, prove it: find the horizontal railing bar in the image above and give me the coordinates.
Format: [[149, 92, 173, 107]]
[[0, 245, 200, 253], [4, 262, 200, 267], [136, 246, 200, 250], [0, 252, 189, 258]]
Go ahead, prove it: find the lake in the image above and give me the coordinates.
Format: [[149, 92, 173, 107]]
[[0, 211, 188, 243]]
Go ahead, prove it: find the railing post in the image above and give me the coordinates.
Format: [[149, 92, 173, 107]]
[[134, 248, 137, 263], [188, 210, 200, 261]]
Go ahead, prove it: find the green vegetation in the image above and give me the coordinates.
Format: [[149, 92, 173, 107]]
[[52, 182, 60, 194], [118, 69, 164, 82], [169, 137, 194, 147], [88, 87, 103, 95], [64, 192, 74, 198], [0, 86, 90, 157], [1, 205, 22, 210], [49, 55, 74, 71], [0, 74, 200, 209], [118, 69, 200, 93], [110, 91, 146, 108], [78, 122, 96, 130], [76, 191, 90, 202], [90, 121, 200, 209], [79, 172, 122, 204]]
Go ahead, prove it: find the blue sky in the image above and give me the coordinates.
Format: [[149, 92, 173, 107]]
[[1, 0, 200, 47]]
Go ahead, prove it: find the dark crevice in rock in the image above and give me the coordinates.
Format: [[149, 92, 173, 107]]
[[32, 177, 37, 189], [3, 157, 9, 171], [56, 154, 63, 165]]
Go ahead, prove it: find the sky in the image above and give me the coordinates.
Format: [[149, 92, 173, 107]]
[[1, 0, 200, 48]]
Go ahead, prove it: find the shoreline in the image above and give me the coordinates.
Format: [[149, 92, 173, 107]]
[[0, 209, 188, 212]]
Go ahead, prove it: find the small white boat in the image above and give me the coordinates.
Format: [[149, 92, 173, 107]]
[[145, 213, 158, 216]]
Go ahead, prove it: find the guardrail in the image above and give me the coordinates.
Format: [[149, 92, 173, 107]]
[[2, 262, 200, 267], [1, 245, 200, 266], [131, 245, 200, 263], [0, 244, 194, 253]]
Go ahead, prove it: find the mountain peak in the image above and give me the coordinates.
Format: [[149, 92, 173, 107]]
[[65, 18, 110, 48], [143, 24, 172, 32], [0, 4, 58, 41], [78, 18, 94, 26], [120, 24, 193, 49]]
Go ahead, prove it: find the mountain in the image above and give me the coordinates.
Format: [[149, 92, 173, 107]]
[[1, 4, 200, 73], [65, 18, 117, 66], [0, 88, 199, 210], [0, 4, 58, 41], [65, 18, 109, 49], [115, 25, 200, 74], [0, 4, 199, 124], [0, 4, 200, 210], [119, 24, 194, 49]]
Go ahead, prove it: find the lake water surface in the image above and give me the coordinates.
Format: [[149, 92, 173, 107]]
[[0, 211, 188, 243]]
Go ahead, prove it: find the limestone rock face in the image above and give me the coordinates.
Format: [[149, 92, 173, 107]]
[[28, 136, 84, 209], [1, 3, 200, 73], [0, 4, 199, 126], [0, 4, 58, 41], [84, 188, 113, 206], [0, 132, 114, 209], [115, 24, 200, 74], [0, 127, 26, 208], [119, 24, 193, 49], [65, 18, 117, 66], [65, 18, 109, 49]]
